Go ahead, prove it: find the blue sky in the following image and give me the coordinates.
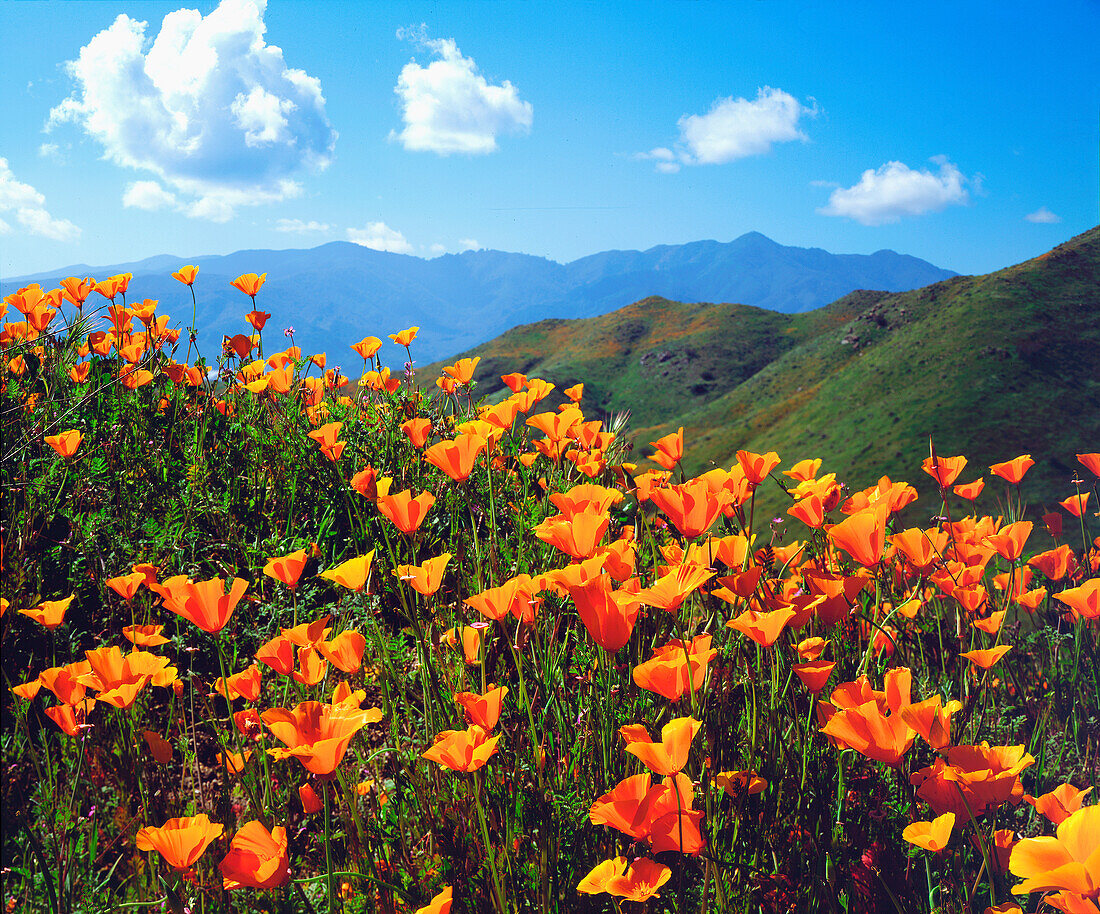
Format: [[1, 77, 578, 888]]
[[2, 0, 1096, 280]]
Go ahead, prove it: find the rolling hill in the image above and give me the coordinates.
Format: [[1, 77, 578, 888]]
[[430, 226, 1100, 518], [2, 233, 954, 368]]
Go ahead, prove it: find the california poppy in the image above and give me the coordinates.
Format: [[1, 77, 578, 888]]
[[792, 660, 836, 694], [1077, 453, 1100, 478], [736, 450, 781, 486], [454, 684, 508, 730], [19, 595, 74, 630], [402, 417, 433, 448], [44, 430, 82, 458], [421, 724, 500, 772], [214, 664, 262, 702], [263, 699, 382, 775], [263, 550, 309, 590], [1053, 579, 1099, 621], [911, 743, 1035, 817], [604, 858, 672, 902], [424, 435, 486, 482], [990, 454, 1035, 485], [648, 427, 684, 470], [902, 813, 955, 852], [633, 563, 714, 613], [413, 886, 453, 914], [632, 635, 716, 702], [534, 510, 609, 560], [255, 635, 297, 676], [122, 624, 170, 647], [231, 273, 267, 297], [650, 479, 730, 539], [319, 631, 367, 674], [169, 577, 248, 633], [568, 574, 640, 652], [219, 820, 289, 890], [961, 644, 1012, 669], [443, 357, 480, 385], [245, 310, 271, 332], [1024, 784, 1093, 826], [377, 490, 435, 535], [1009, 805, 1099, 897], [143, 730, 174, 764], [984, 521, 1032, 562], [465, 575, 538, 623], [396, 553, 451, 596], [578, 857, 628, 895], [715, 770, 767, 798], [352, 336, 383, 359], [172, 265, 199, 286], [921, 453, 967, 489], [320, 552, 375, 592], [389, 327, 419, 347], [107, 572, 145, 602], [1060, 492, 1090, 518], [136, 814, 224, 872], [953, 478, 985, 500], [827, 504, 889, 568], [620, 716, 700, 776], [727, 606, 797, 647]]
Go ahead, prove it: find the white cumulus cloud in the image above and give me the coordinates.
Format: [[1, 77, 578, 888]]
[[347, 221, 413, 254], [392, 30, 532, 155], [47, 0, 336, 222], [275, 218, 331, 233], [123, 180, 177, 210], [458, 238, 480, 251], [638, 88, 814, 172], [1025, 206, 1061, 224], [0, 157, 82, 242], [818, 156, 969, 225]]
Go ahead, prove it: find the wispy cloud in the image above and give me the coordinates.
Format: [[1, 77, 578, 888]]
[[0, 157, 81, 242], [347, 221, 413, 254], [1024, 206, 1061, 224], [392, 27, 532, 155], [123, 180, 177, 211], [47, 0, 336, 222], [638, 87, 815, 173], [275, 218, 331, 234], [818, 156, 970, 225]]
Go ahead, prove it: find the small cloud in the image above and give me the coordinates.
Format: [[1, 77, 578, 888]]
[[818, 156, 969, 225], [428, 243, 447, 255], [38, 143, 63, 162], [1025, 206, 1061, 224], [275, 218, 331, 233], [0, 157, 81, 242], [0, 216, 11, 235], [48, 0, 336, 222], [458, 238, 480, 251], [392, 30, 532, 155], [347, 221, 413, 254], [123, 180, 177, 211], [639, 88, 815, 173]]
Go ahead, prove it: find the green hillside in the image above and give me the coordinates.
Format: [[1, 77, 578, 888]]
[[432, 226, 1099, 515]]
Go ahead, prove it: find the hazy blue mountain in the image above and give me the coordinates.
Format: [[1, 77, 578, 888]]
[[3, 234, 956, 367]]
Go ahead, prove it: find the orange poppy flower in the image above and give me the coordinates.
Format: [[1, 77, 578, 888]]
[[60, 276, 96, 307], [648, 427, 684, 470], [263, 699, 382, 775], [590, 772, 705, 855], [422, 724, 500, 772], [578, 857, 629, 895], [68, 362, 91, 384], [351, 336, 382, 359], [727, 606, 797, 647], [632, 634, 716, 702], [319, 630, 366, 674], [442, 625, 485, 664], [1077, 453, 1100, 479], [19, 595, 74, 630], [263, 550, 309, 590], [465, 574, 539, 623], [650, 479, 730, 539], [990, 454, 1035, 485], [534, 510, 609, 560], [81, 647, 174, 708], [45, 701, 96, 737], [307, 421, 345, 462], [443, 357, 480, 385], [827, 504, 889, 568], [136, 814, 224, 872], [424, 435, 486, 482], [213, 664, 262, 702], [1009, 805, 1099, 897], [792, 660, 836, 694], [911, 743, 1034, 817], [902, 813, 955, 852], [961, 644, 1012, 669], [231, 273, 267, 297], [564, 382, 584, 403], [142, 729, 174, 763], [172, 265, 198, 286], [568, 574, 640, 652], [299, 782, 323, 814], [715, 770, 768, 798], [921, 453, 967, 488], [985, 521, 1032, 562], [1060, 493, 1090, 518], [1053, 580, 1100, 622], [736, 450, 781, 486], [389, 326, 419, 346], [897, 695, 962, 750], [413, 885, 453, 914], [788, 494, 827, 529], [169, 577, 248, 633], [123, 624, 170, 647], [1025, 784, 1093, 826], [401, 417, 433, 448], [245, 310, 271, 332], [218, 820, 289, 890], [107, 572, 145, 602], [500, 372, 528, 392], [289, 647, 327, 686], [953, 478, 985, 500], [633, 563, 714, 613], [396, 553, 451, 596], [44, 430, 83, 458], [320, 551, 375, 592], [377, 489, 435, 535], [821, 695, 915, 767], [603, 858, 672, 902], [255, 635, 296, 676], [454, 685, 508, 730], [620, 716, 700, 776]]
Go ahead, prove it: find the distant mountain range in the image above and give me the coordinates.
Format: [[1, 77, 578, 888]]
[[3, 233, 955, 367], [427, 226, 1100, 518]]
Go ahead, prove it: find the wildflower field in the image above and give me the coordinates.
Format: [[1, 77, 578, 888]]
[[2, 268, 1097, 914]]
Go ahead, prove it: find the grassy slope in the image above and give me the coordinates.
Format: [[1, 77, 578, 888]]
[[430, 227, 1099, 516]]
